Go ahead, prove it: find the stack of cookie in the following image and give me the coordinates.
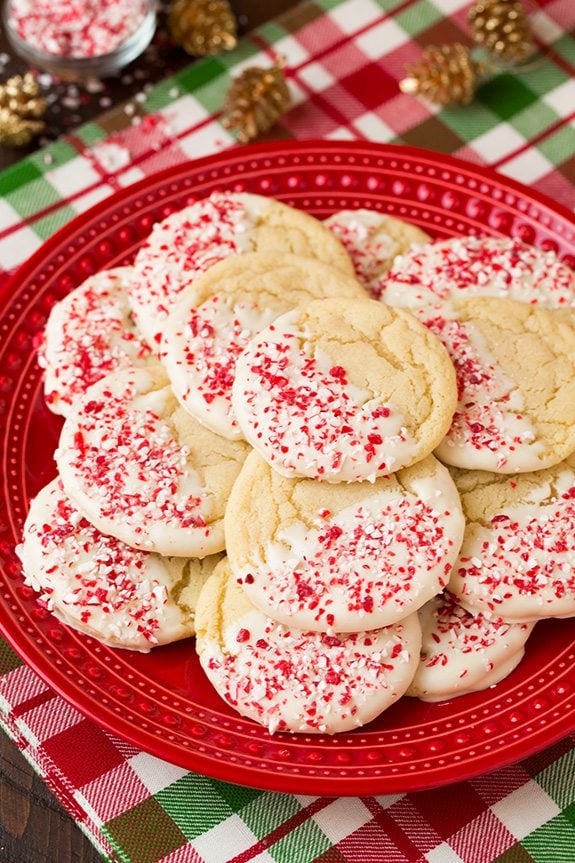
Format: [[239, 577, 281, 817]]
[[17, 193, 575, 736]]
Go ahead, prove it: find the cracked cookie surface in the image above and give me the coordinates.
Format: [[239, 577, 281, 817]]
[[232, 297, 458, 482], [163, 252, 365, 440], [225, 451, 464, 632]]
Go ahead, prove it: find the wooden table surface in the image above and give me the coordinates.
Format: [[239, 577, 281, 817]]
[[0, 2, 298, 861]]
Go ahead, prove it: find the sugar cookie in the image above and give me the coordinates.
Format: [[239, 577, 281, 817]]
[[226, 451, 464, 632], [379, 236, 575, 312], [37, 267, 152, 417], [162, 252, 365, 440], [407, 591, 534, 702], [231, 297, 457, 482], [195, 558, 422, 733], [129, 192, 354, 348], [423, 297, 575, 472], [17, 479, 223, 651], [449, 457, 575, 621], [325, 209, 431, 298], [56, 366, 250, 557]]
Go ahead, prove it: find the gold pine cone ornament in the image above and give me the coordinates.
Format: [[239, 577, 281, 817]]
[[0, 73, 46, 147], [400, 43, 487, 106], [169, 0, 237, 56], [469, 0, 534, 63], [222, 59, 292, 143]]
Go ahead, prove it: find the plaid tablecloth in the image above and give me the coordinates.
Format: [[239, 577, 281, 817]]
[[1, 1, 575, 861]]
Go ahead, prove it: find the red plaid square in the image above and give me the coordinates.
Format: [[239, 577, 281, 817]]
[[41, 718, 125, 786], [409, 782, 487, 839]]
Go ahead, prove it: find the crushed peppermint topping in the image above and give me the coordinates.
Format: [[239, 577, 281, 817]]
[[233, 324, 416, 481], [378, 236, 575, 310], [131, 193, 258, 344], [22, 482, 167, 644], [238, 494, 459, 630], [456, 489, 575, 616], [325, 211, 400, 298], [423, 313, 537, 467], [60, 375, 208, 536], [39, 269, 151, 413], [202, 614, 413, 734], [166, 296, 277, 437], [7, 0, 149, 58], [420, 592, 528, 668]]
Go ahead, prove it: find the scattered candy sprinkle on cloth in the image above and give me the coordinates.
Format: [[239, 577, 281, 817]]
[[1, 1, 575, 862]]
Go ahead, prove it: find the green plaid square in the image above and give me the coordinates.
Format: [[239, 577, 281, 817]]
[[270, 818, 332, 863], [395, 0, 443, 36], [533, 749, 575, 809], [241, 790, 300, 838], [476, 74, 539, 120], [155, 774, 234, 840], [511, 102, 558, 140], [522, 810, 575, 863]]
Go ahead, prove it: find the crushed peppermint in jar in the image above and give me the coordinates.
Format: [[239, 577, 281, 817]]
[[7, 0, 149, 58]]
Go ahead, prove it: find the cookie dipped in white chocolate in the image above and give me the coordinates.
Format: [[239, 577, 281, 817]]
[[129, 192, 354, 350], [449, 456, 575, 621], [17, 479, 222, 651], [232, 298, 457, 482], [195, 559, 422, 734], [226, 452, 465, 632], [56, 365, 250, 557], [37, 267, 153, 417], [325, 209, 431, 299], [407, 591, 534, 702]]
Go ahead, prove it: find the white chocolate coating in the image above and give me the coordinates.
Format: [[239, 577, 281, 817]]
[[56, 366, 249, 557], [231, 459, 465, 632], [325, 209, 431, 298], [17, 479, 221, 651], [38, 267, 152, 417], [379, 236, 575, 312], [195, 561, 422, 734], [407, 591, 534, 701], [450, 460, 575, 622]]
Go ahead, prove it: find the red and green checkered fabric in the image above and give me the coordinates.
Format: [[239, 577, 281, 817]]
[[1, 1, 575, 861]]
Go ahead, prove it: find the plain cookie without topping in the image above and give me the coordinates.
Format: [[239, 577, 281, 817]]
[[195, 558, 422, 734], [129, 192, 354, 348], [407, 590, 534, 702], [325, 209, 431, 299], [378, 236, 575, 312], [162, 252, 366, 440], [225, 451, 465, 632], [448, 456, 575, 622], [17, 479, 223, 652], [56, 365, 250, 558], [37, 267, 153, 417], [425, 296, 575, 472], [231, 297, 458, 482]]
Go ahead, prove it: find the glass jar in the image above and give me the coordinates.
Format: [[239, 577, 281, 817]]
[[3, 0, 157, 80]]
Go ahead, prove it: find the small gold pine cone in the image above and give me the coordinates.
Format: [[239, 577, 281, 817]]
[[0, 108, 45, 147], [168, 0, 237, 56], [0, 73, 46, 119], [222, 59, 291, 143], [469, 0, 534, 63], [400, 43, 482, 107]]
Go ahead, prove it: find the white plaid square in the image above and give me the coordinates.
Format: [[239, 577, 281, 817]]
[[491, 780, 561, 839]]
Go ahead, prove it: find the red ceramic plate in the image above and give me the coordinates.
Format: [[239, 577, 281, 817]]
[[1, 141, 575, 796]]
